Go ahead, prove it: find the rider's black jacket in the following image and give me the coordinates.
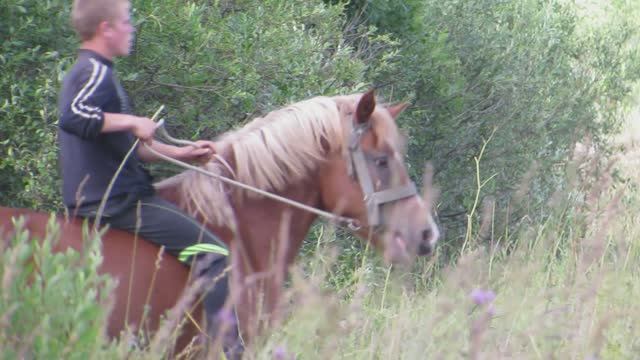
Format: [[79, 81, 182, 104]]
[[58, 49, 153, 214]]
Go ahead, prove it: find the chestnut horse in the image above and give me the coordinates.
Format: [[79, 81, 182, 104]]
[[0, 89, 439, 356]]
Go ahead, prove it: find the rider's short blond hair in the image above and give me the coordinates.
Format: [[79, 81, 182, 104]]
[[71, 0, 129, 41]]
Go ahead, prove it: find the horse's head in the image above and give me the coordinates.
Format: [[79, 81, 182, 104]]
[[320, 90, 439, 264]]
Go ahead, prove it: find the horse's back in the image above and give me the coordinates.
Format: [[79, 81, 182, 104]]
[[1, 207, 85, 251], [1, 206, 177, 268], [0, 206, 198, 350]]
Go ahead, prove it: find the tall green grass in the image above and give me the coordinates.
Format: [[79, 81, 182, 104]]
[[246, 139, 640, 359]]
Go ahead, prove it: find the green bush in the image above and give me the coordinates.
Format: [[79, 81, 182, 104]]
[[336, 0, 640, 256], [0, 0, 75, 210], [117, 0, 370, 178], [0, 215, 116, 359]]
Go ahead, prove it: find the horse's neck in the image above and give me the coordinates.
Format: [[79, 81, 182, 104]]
[[230, 176, 321, 271]]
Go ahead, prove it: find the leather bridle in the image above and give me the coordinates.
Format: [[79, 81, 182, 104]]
[[346, 120, 418, 232]]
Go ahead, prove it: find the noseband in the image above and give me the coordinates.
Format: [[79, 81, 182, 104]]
[[346, 121, 418, 232]]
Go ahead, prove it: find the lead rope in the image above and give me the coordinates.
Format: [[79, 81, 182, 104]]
[[146, 112, 361, 231]]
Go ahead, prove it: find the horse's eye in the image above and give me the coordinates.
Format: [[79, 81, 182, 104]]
[[375, 156, 389, 168]]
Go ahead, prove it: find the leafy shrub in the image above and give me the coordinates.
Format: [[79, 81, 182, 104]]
[[335, 0, 640, 256], [0, 215, 116, 359], [0, 0, 76, 209], [118, 0, 368, 178]]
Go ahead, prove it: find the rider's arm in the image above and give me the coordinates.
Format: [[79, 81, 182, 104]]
[[101, 113, 147, 132], [59, 60, 155, 140], [59, 63, 111, 140], [138, 140, 216, 163], [136, 141, 186, 162]]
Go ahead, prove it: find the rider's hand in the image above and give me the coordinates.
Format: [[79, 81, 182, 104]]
[[131, 116, 158, 142], [179, 140, 217, 164]]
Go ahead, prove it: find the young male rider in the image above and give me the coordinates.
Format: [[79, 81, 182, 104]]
[[58, 0, 242, 356]]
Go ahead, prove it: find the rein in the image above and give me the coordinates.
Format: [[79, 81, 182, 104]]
[[147, 119, 362, 231]]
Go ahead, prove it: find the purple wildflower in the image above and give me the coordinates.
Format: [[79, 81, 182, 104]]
[[470, 289, 496, 306], [273, 344, 290, 360]]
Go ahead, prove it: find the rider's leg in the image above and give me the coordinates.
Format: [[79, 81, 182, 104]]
[[101, 195, 243, 358]]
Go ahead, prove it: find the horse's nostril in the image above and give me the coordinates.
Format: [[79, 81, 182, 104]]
[[422, 228, 432, 242], [418, 243, 432, 255]]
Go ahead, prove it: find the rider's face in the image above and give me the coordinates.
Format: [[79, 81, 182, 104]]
[[105, 3, 135, 57]]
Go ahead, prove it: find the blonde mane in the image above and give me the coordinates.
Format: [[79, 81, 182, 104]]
[[219, 96, 346, 191], [156, 96, 352, 228]]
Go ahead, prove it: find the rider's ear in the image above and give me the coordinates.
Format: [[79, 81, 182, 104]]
[[96, 20, 112, 38], [356, 89, 376, 124], [387, 102, 409, 120]]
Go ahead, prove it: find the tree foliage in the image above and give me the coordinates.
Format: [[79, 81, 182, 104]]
[[333, 0, 640, 253], [1, 0, 75, 209]]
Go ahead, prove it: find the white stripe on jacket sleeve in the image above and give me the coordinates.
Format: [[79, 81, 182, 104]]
[[71, 58, 107, 119]]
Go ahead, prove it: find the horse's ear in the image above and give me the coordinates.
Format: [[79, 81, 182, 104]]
[[356, 89, 376, 124], [387, 102, 409, 120]]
